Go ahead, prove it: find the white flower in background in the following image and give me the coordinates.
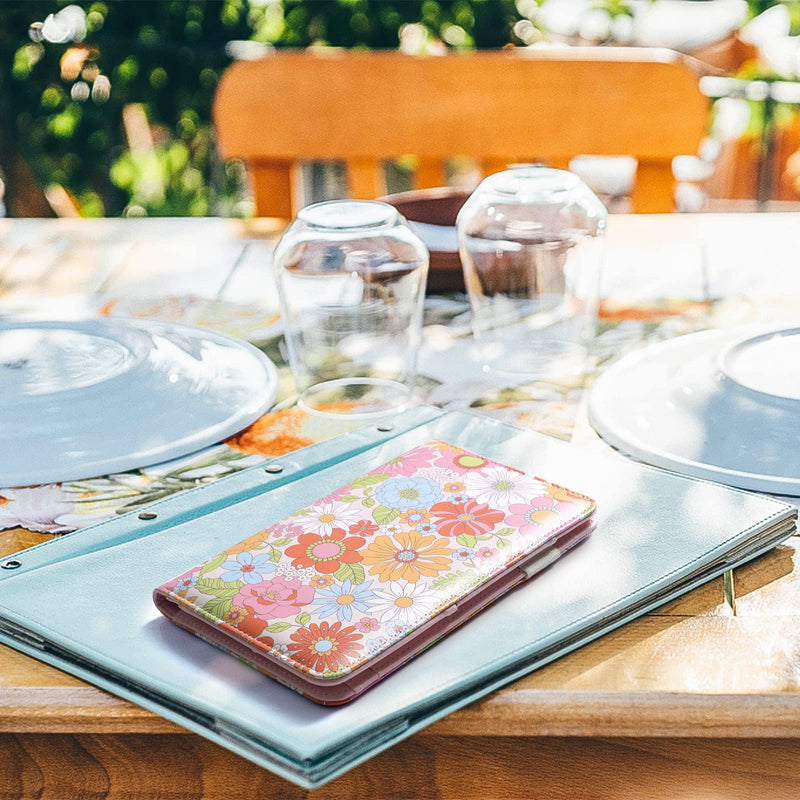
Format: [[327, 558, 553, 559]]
[[0, 486, 78, 533], [462, 466, 546, 508], [372, 580, 438, 626], [297, 501, 362, 536]]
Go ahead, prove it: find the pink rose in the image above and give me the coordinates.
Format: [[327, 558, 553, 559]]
[[234, 575, 315, 621]]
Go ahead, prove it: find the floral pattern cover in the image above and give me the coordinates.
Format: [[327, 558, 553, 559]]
[[155, 440, 595, 684]]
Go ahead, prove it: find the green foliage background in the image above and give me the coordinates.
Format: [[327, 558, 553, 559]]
[[0, 0, 522, 218]]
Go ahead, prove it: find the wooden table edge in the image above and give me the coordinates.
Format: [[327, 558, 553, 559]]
[[4, 685, 800, 738]]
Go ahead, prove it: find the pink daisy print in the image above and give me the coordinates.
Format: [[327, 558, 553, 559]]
[[268, 521, 304, 540], [433, 450, 490, 475], [506, 498, 578, 535], [374, 446, 432, 477]]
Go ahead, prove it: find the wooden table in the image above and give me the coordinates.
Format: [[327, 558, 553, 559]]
[[3, 214, 800, 799]]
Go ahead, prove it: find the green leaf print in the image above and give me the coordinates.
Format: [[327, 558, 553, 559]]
[[266, 622, 291, 633], [456, 533, 477, 548], [338, 495, 359, 503], [362, 497, 375, 508], [195, 578, 242, 598], [334, 562, 365, 585], [271, 537, 291, 547], [432, 569, 481, 592], [373, 505, 400, 525], [295, 612, 311, 626], [199, 553, 227, 576], [202, 596, 233, 620], [494, 527, 515, 537], [350, 473, 390, 489]]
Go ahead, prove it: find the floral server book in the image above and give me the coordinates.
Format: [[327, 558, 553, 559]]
[[154, 440, 596, 704]]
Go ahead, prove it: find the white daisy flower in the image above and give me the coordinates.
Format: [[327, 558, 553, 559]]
[[296, 501, 362, 536], [372, 580, 438, 626], [462, 466, 546, 508]]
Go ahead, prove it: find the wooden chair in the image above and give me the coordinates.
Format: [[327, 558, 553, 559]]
[[213, 48, 709, 217]]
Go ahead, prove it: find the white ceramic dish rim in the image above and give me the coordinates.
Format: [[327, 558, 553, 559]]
[[589, 326, 800, 496], [0, 317, 280, 487]]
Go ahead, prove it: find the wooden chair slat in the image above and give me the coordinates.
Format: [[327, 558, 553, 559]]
[[482, 157, 512, 178], [214, 49, 709, 216], [348, 158, 385, 200], [415, 158, 446, 190], [631, 161, 677, 214], [250, 161, 294, 220]]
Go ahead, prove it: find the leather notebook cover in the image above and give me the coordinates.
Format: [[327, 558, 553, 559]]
[[153, 440, 596, 704], [0, 406, 795, 788]]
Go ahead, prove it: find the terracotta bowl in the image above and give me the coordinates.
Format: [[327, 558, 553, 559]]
[[380, 187, 470, 292]]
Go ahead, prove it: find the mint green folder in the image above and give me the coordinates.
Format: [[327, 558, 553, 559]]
[[0, 407, 795, 787]]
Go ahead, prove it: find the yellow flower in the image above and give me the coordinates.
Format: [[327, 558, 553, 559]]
[[545, 484, 591, 510], [362, 529, 454, 583], [223, 605, 248, 625], [429, 440, 467, 454], [399, 509, 432, 526]]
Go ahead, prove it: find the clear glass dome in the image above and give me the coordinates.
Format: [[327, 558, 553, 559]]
[[273, 200, 429, 417], [456, 167, 607, 380]]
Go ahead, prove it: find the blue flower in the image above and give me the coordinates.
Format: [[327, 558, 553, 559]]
[[220, 551, 277, 584], [416, 522, 439, 534], [454, 547, 475, 561], [366, 635, 390, 655], [313, 579, 377, 622], [175, 575, 197, 593], [376, 477, 443, 511]]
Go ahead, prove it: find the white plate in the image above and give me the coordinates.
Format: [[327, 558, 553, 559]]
[[0, 318, 279, 486], [588, 325, 800, 495]]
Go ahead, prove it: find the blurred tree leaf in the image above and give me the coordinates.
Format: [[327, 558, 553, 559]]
[[0, 0, 253, 216]]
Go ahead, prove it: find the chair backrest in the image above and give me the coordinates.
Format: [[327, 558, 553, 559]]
[[214, 48, 708, 216]]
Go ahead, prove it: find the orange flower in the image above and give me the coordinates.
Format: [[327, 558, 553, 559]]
[[362, 529, 454, 583], [223, 605, 248, 625], [285, 528, 365, 575], [288, 621, 363, 673], [226, 409, 313, 456], [429, 499, 504, 538], [226, 405, 363, 457]]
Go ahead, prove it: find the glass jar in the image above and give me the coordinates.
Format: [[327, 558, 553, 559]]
[[457, 167, 607, 380], [273, 200, 429, 417]]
